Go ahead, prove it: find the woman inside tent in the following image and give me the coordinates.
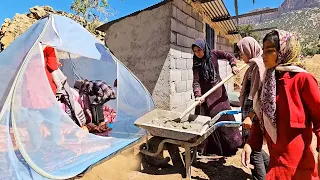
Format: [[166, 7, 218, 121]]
[[241, 30, 320, 179], [192, 38, 242, 156]]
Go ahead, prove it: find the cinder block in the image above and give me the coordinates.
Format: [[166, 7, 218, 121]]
[[217, 44, 222, 50], [187, 80, 193, 91], [177, 8, 187, 24], [195, 21, 203, 32], [169, 47, 181, 58], [170, 93, 182, 106], [171, 32, 177, 44], [187, 59, 193, 69], [186, 27, 197, 39], [176, 58, 187, 69], [181, 70, 188, 81], [188, 70, 193, 80], [183, 91, 192, 103], [176, 81, 187, 93], [173, 0, 184, 12], [182, 51, 192, 59], [171, 82, 176, 93], [177, 34, 194, 48], [171, 18, 177, 32], [221, 45, 228, 52], [177, 22, 188, 36], [227, 46, 234, 53], [216, 37, 220, 44], [170, 56, 176, 69], [198, 31, 205, 39], [186, 16, 196, 29], [185, 26, 196, 39], [220, 37, 228, 45], [170, 70, 182, 82], [172, 5, 177, 18], [183, 2, 192, 16]]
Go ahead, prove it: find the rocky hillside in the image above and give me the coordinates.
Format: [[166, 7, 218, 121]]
[[279, 0, 320, 13], [256, 7, 320, 48], [0, 6, 105, 51], [237, 0, 320, 51]]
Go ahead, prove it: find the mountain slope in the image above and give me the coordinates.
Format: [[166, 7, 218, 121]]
[[256, 7, 320, 48]]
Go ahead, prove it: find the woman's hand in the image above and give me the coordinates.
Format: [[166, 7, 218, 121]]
[[243, 117, 253, 129], [81, 126, 89, 133], [241, 144, 254, 169], [195, 97, 205, 105], [40, 124, 51, 138], [232, 66, 240, 75]]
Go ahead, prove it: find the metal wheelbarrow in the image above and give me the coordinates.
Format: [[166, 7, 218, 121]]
[[134, 109, 242, 179]]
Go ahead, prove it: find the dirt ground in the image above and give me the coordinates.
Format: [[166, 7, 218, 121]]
[[79, 56, 320, 180], [78, 143, 253, 180]]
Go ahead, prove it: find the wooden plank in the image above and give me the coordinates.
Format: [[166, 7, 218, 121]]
[[230, 8, 278, 19], [212, 8, 278, 22]]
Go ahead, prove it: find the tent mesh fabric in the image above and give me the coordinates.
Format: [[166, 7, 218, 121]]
[[0, 15, 154, 179]]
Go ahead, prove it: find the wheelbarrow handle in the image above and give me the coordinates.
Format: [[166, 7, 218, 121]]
[[179, 64, 247, 120], [213, 121, 242, 128], [199, 110, 242, 134], [208, 110, 242, 127], [219, 109, 242, 115]]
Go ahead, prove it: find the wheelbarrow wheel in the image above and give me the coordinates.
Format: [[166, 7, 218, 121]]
[[140, 137, 171, 168]]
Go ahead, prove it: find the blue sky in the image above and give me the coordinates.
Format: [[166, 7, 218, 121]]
[[0, 0, 284, 24]]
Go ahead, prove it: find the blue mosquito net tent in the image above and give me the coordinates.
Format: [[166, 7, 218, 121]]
[[0, 14, 154, 179]]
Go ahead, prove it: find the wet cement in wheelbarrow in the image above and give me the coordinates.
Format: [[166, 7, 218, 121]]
[[146, 117, 204, 133]]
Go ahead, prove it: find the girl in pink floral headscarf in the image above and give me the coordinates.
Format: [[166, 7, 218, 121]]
[[242, 30, 320, 180]]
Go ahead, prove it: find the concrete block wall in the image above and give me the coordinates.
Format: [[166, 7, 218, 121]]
[[103, 0, 237, 112], [104, 3, 172, 110], [168, 0, 204, 112], [216, 35, 234, 53], [169, 44, 194, 112]]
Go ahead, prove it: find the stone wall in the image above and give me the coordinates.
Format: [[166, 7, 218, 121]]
[[103, 0, 236, 112], [169, 0, 235, 112], [216, 35, 234, 53], [104, 3, 172, 110], [168, 0, 205, 112]]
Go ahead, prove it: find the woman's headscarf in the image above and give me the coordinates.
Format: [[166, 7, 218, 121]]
[[254, 30, 307, 143], [237, 36, 263, 60], [192, 38, 216, 83], [237, 37, 265, 105]]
